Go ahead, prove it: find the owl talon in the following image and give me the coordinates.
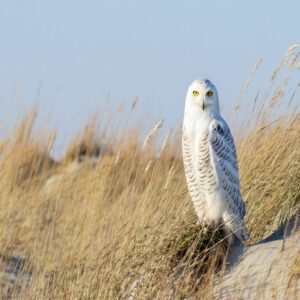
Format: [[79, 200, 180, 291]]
[[196, 218, 212, 231]]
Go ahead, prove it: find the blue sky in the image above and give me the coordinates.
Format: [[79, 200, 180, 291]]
[[0, 1, 299, 153]]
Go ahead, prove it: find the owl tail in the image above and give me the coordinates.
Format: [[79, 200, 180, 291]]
[[235, 226, 249, 242], [224, 217, 249, 245]]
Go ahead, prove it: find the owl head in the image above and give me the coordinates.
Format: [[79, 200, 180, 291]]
[[185, 78, 220, 115]]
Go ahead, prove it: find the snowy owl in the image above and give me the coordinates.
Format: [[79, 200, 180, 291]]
[[182, 78, 248, 242]]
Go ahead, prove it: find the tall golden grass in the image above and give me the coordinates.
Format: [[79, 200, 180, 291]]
[[0, 45, 299, 299]]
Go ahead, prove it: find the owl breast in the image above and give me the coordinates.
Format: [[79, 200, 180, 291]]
[[194, 127, 225, 222], [194, 129, 218, 194]]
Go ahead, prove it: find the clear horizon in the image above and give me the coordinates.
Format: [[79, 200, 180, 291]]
[[0, 1, 299, 156]]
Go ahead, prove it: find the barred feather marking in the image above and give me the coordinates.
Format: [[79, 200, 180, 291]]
[[182, 127, 207, 217], [209, 119, 248, 240]]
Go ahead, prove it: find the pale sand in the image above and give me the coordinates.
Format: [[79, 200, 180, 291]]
[[215, 212, 300, 299]]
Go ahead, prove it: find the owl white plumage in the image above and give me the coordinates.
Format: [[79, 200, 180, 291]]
[[182, 78, 248, 242]]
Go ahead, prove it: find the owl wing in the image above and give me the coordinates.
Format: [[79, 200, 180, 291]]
[[208, 118, 248, 240], [182, 125, 207, 221]]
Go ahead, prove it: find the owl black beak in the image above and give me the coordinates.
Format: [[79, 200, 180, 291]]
[[202, 101, 205, 110]]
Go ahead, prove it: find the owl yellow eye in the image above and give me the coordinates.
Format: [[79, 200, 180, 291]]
[[206, 91, 213, 97], [193, 90, 199, 96]]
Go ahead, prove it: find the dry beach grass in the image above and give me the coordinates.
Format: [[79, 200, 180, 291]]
[[0, 45, 300, 299]]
